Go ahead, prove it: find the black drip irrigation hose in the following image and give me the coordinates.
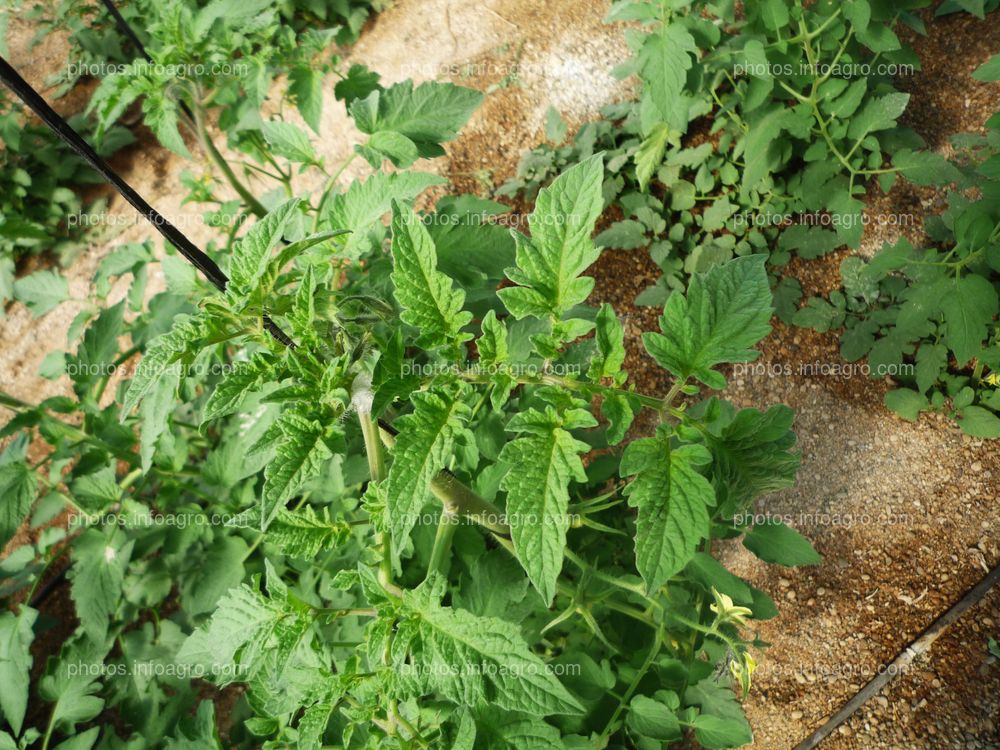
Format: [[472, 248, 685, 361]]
[[97, 0, 196, 124], [0, 52, 499, 610], [3, 25, 995, 723], [0, 55, 293, 346], [98, 0, 151, 61], [793, 561, 1000, 750]]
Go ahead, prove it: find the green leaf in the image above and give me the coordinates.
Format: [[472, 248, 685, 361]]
[[893, 149, 963, 186], [843, 0, 871, 31], [334, 63, 381, 105], [478, 309, 509, 365], [261, 412, 337, 529], [499, 154, 605, 319], [297, 702, 335, 750], [181, 536, 248, 617], [289, 65, 324, 132], [739, 109, 792, 201], [399, 583, 583, 715], [601, 392, 635, 446], [693, 714, 754, 749], [69, 529, 133, 645], [846, 92, 910, 142], [884, 388, 928, 421], [685, 678, 752, 749], [424, 196, 517, 301], [940, 276, 998, 366], [229, 199, 301, 296], [826, 78, 868, 120], [684, 553, 753, 607], [702, 198, 737, 232], [856, 21, 901, 52], [635, 124, 672, 191], [70, 466, 120, 515], [177, 582, 286, 685], [643, 255, 772, 389], [192, 0, 275, 39], [628, 695, 682, 741], [455, 550, 531, 621], [826, 189, 865, 248], [545, 106, 568, 143], [915, 343, 947, 393], [956, 406, 1000, 438], [0, 461, 37, 550], [202, 354, 272, 423], [138, 360, 180, 472], [350, 80, 483, 155], [260, 121, 318, 164], [0, 606, 36, 735], [70, 302, 126, 395], [0, 256, 14, 302], [144, 96, 190, 158], [39, 636, 108, 733], [778, 225, 841, 260], [121, 314, 205, 419], [595, 220, 647, 250], [13, 270, 69, 317], [386, 388, 470, 547], [638, 24, 698, 130], [390, 202, 473, 350], [165, 700, 222, 749], [742, 521, 821, 566], [263, 506, 351, 558], [621, 429, 714, 594], [972, 54, 1000, 81], [472, 707, 564, 749], [703, 403, 799, 517], [364, 130, 421, 168], [499, 407, 596, 604], [328, 171, 445, 257], [588, 303, 626, 382], [759, 0, 789, 30]]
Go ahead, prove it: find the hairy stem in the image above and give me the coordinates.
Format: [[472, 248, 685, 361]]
[[379, 426, 511, 535], [597, 625, 665, 743], [426, 512, 458, 581], [191, 103, 268, 219]]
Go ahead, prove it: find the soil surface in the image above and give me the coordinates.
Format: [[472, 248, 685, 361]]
[[2, 2, 999, 749]]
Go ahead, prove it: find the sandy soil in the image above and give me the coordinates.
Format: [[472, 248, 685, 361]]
[[2, 2, 998, 749]]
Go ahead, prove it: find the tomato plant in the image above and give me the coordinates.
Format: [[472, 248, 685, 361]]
[[3, 1, 996, 748], [0, 54, 820, 749]]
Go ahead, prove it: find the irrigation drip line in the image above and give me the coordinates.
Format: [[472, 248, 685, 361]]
[[0, 54, 504, 556], [97, 0, 198, 125], [793, 560, 1000, 750], [98, 0, 151, 61], [0, 55, 294, 347]]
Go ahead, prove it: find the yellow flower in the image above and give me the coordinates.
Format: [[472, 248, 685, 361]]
[[729, 651, 758, 698], [709, 588, 753, 628]]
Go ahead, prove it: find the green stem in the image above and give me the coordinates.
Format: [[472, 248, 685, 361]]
[[563, 548, 648, 598], [314, 151, 359, 231], [425, 511, 458, 581], [41, 723, 54, 750], [314, 606, 378, 619], [379, 426, 510, 535], [25, 543, 71, 605], [597, 625, 665, 744], [358, 408, 402, 598], [191, 103, 268, 219]]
